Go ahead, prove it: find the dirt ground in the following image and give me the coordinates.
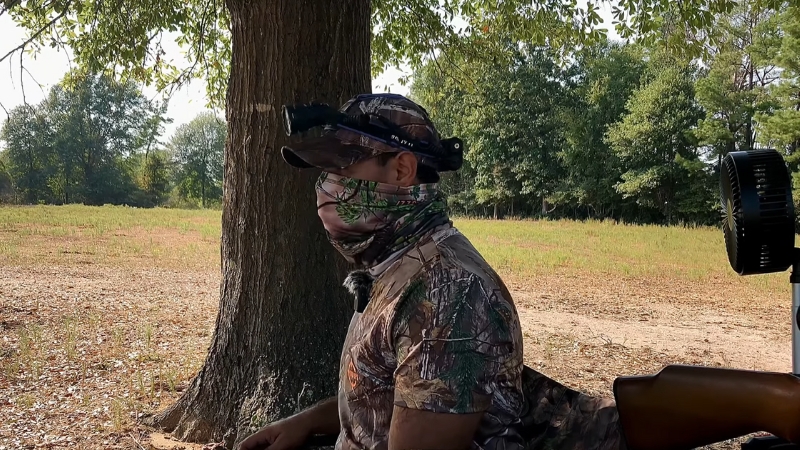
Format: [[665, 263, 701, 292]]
[[0, 261, 792, 449]]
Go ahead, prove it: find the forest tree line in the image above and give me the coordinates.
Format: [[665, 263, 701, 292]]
[[0, 73, 225, 208], [411, 1, 799, 225]]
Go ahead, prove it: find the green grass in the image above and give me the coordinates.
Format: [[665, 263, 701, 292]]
[[456, 218, 787, 296], [456, 219, 723, 278], [0, 204, 220, 236], [0, 205, 788, 296], [0, 205, 221, 268]]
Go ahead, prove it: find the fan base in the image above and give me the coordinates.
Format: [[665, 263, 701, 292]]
[[741, 253, 800, 450]]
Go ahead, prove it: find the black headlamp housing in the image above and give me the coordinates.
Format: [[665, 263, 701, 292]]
[[281, 103, 342, 136]]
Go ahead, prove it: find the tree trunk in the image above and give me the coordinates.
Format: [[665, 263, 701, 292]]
[[144, 1, 370, 447], [493, 203, 498, 219]]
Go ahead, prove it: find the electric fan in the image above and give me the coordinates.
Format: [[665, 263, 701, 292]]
[[721, 149, 795, 275], [720, 149, 799, 450]]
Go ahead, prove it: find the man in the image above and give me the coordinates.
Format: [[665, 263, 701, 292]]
[[238, 93, 626, 450], [239, 91, 800, 450]]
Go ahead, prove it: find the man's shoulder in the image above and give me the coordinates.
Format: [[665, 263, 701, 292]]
[[427, 227, 513, 304], [434, 228, 498, 277], [385, 225, 497, 274], [380, 226, 501, 289], [384, 226, 519, 333]]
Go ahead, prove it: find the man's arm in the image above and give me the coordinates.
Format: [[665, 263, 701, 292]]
[[388, 406, 484, 450], [387, 267, 521, 450], [238, 396, 339, 450], [299, 396, 340, 436]]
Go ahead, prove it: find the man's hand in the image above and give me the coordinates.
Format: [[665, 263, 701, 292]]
[[237, 396, 339, 450], [237, 414, 312, 450], [388, 406, 484, 450]]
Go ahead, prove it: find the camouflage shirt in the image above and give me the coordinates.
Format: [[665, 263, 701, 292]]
[[336, 224, 527, 450]]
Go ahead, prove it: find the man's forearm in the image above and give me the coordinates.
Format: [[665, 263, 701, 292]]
[[296, 396, 340, 436]]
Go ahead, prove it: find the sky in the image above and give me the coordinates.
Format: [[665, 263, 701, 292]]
[[0, 6, 620, 140]]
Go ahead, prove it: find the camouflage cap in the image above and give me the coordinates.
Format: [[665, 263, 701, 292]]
[[281, 93, 458, 172]]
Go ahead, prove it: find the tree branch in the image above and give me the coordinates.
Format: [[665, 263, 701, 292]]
[[22, 65, 46, 97], [53, 24, 74, 73], [19, 50, 26, 105], [0, 0, 23, 18], [0, 100, 10, 120], [404, 5, 480, 92], [8, 56, 14, 91], [0, 1, 71, 64]]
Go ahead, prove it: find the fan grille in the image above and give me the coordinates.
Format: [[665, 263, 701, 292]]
[[721, 149, 795, 275]]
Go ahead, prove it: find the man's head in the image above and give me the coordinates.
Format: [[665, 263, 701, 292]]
[[280, 93, 462, 186], [280, 93, 460, 266], [325, 150, 440, 187]]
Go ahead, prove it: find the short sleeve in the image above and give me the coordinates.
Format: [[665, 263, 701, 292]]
[[391, 265, 517, 414]]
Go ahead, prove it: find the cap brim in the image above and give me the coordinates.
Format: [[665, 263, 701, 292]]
[[281, 146, 315, 169], [281, 136, 373, 170]]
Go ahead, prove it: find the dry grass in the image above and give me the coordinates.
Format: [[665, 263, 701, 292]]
[[0, 204, 220, 270], [0, 205, 219, 449], [0, 265, 216, 449], [0, 206, 793, 449]]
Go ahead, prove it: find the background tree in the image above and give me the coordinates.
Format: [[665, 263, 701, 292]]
[[606, 57, 706, 224], [694, 2, 783, 163], [0, 73, 167, 206], [63, 74, 161, 205], [412, 45, 569, 218], [170, 112, 225, 208], [139, 149, 172, 207], [757, 5, 800, 154], [755, 5, 800, 229], [0, 153, 13, 203], [555, 41, 646, 220], [0, 103, 54, 204], [42, 85, 82, 204], [409, 57, 480, 216]]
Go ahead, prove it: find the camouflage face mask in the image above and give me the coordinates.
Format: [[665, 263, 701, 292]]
[[316, 172, 449, 267]]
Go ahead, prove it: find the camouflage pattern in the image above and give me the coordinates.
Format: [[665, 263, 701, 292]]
[[335, 223, 627, 450], [334, 93, 443, 155], [283, 93, 455, 172], [519, 366, 626, 450], [315, 172, 449, 267]]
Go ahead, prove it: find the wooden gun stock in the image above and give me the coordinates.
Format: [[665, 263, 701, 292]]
[[613, 365, 800, 450]]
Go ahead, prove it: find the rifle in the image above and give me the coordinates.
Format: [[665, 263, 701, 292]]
[[614, 365, 800, 450]]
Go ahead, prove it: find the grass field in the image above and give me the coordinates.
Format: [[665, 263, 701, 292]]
[[0, 205, 792, 449]]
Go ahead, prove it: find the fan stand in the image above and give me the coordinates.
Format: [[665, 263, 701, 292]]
[[741, 248, 800, 450]]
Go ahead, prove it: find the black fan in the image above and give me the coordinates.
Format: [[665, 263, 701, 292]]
[[720, 149, 795, 275], [719, 149, 800, 450]]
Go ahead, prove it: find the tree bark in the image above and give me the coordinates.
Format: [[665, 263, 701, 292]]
[[144, 1, 370, 447]]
